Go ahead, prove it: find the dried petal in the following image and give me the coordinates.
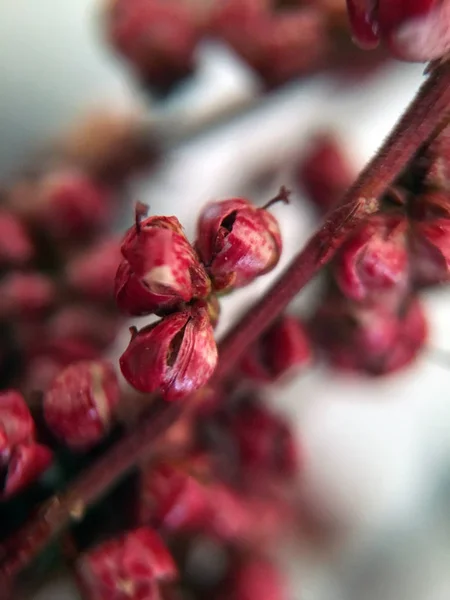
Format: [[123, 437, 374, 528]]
[[44, 361, 120, 450]]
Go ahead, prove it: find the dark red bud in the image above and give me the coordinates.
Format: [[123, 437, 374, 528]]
[[196, 197, 282, 293], [313, 294, 427, 375], [0, 211, 33, 266], [3, 443, 53, 498], [333, 215, 409, 303], [0, 390, 35, 448], [0, 272, 56, 319], [44, 360, 120, 450], [67, 237, 122, 303], [36, 169, 112, 239], [77, 527, 176, 600], [106, 0, 200, 90], [120, 306, 217, 401], [241, 315, 312, 383], [297, 133, 356, 213], [230, 558, 286, 600]]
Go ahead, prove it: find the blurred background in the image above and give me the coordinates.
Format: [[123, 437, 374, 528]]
[[1, 1, 450, 599]]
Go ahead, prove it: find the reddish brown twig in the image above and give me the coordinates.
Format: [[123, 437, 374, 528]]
[[1, 60, 450, 586]]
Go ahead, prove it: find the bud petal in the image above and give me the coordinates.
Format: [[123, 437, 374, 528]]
[[0, 211, 33, 266], [241, 315, 312, 383], [196, 198, 282, 292], [0, 272, 55, 320], [120, 307, 218, 400], [77, 527, 176, 600], [411, 217, 450, 284], [4, 443, 53, 498], [231, 558, 286, 600], [333, 215, 409, 303], [44, 360, 120, 450], [0, 390, 35, 448]]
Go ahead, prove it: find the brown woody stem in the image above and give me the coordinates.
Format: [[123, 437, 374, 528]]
[[1, 61, 450, 586]]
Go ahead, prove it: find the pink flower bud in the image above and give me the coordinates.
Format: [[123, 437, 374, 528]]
[[106, 0, 201, 91], [346, 0, 450, 61], [196, 196, 283, 292], [296, 133, 356, 213], [230, 558, 286, 600], [241, 315, 312, 383], [118, 212, 210, 316], [333, 215, 409, 303], [120, 306, 217, 400], [0, 272, 56, 319], [77, 527, 176, 600], [30, 169, 112, 240], [425, 125, 450, 192], [411, 217, 450, 285], [0, 390, 52, 498], [44, 360, 120, 450], [67, 237, 122, 303], [313, 294, 427, 375], [0, 211, 33, 266]]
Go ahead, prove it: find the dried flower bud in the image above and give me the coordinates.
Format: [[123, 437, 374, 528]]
[[229, 400, 299, 479], [230, 558, 286, 600], [120, 306, 217, 400], [241, 315, 312, 383], [211, 0, 326, 88], [297, 133, 355, 213], [425, 125, 450, 192], [118, 211, 210, 316], [0, 390, 52, 498], [0, 272, 56, 320], [77, 527, 176, 600], [44, 360, 120, 450], [346, 0, 450, 61], [196, 195, 284, 293], [313, 294, 427, 375], [106, 0, 201, 91], [333, 215, 409, 303], [20, 169, 112, 240], [0, 211, 33, 266], [411, 217, 450, 285], [67, 237, 122, 303]]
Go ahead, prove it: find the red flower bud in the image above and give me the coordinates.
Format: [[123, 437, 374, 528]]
[[241, 315, 312, 383], [120, 306, 217, 400], [67, 237, 122, 303], [296, 133, 356, 213], [106, 0, 201, 91], [0, 272, 56, 319], [411, 217, 450, 285], [346, 0, 450, 61], [118, 212, 210, 316], [230, 558, 286, 600], [0, 211, 33, 266], [333, 215, 409, 303], [44, 360, 120, 450], [313, 294, 427, 375], [30, 169, 112, 240], [196, 197, 283, 292], [229, 401, 299, 479], [0, 390, 52, 498], [77, 527, 176, 600]]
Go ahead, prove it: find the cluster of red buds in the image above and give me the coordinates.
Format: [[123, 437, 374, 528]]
[[294, 124, 450, 375], [117, 191, 288, 400], [104, 0, 389, 93]]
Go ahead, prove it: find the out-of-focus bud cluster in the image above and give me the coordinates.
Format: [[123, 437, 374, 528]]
[[117, 193, 287, 401], [295, 125, 450, 376], [103, 0, 388, 94], [346, 0, 450, 62]]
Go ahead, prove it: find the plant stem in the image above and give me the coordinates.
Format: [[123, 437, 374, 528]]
[[0, 401, 181, 585], [1, 61, 450, 587], [214, 60, 450, 381]]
